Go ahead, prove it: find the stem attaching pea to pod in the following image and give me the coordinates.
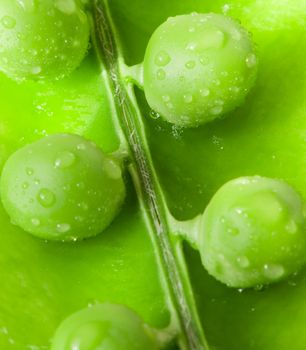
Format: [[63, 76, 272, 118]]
[[0, 133, 126, 242], [141, 13, 258, 127], [0, 0, 90, 81], [173, 176, 306, 288]]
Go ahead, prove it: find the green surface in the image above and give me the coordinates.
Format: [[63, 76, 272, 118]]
[[0, 0, 305, 349]]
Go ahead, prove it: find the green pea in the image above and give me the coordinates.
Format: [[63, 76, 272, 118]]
[[0, 134, 125, 241], [0, 0, 90, 81], [143, 13, 257, 127], [51, 303, 159, 350], [199, 176, 306, 288]]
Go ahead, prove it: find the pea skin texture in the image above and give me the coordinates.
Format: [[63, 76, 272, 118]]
[[0, 134, 125, 242], [199, 176, 306, 288], [0, 0, 90, 81], [143, 13, 257, 127], [51, 303, 159, 350]]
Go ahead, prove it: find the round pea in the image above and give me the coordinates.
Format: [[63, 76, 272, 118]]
[[0, 134, 125, 241], [0, 0, 90, 81], [51, 303, 159, 350], [143, 13, 257, 127], [199, 176, 306, 288]]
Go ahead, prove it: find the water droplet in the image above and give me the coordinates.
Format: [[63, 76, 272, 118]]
[[185, 60, 196, 69], [150, 110, 160, 119], [78, 202, 88, 211], [166, 102, 174, 110], [22, 182, 29, 189], [31, 218, 40, 227], [202, 29, 225, 49], [231, 29, 242, 41], [246, 53, 257, 68], [156, 69, 166, 80], [222, 4, 231, 14], [26, 168, 34, 176], [37, 188, 56, 208], [286, 220, 297, 234], [31, 66, 41, 75], [154, 51, 171, 66], [1, 16, 16, 29], [263, 264, 285, 280], [183, 94, 193, 104], [254, 284, 264, 291], [200, 88, 210, 97], [188, 26, 195, 32], [237, 256, 250, 268], [186, 42, 197, 51], [104, 159, 122, 179], [237, 288, 244, 293], [162, 95, 170, 102], [56, 223, 71, 233], [17, 0, 36, 11], [77, 143, 86, 151], [74, 216, 84, 222], [54, 151, 76, 169], [228, 227, 239, 236], [199, 56, 209, 65], [210, 106, 223, 115], [55, 0, 76, 14]]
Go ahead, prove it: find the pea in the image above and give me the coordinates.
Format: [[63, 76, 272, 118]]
[[143, 13, 257, 127], [0, 134, 125, 241], [0, 0, 90, 81], [51, 303, 159, 350], [199, 176, 306, 288]]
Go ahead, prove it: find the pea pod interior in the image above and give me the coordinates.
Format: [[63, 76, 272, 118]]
[[0, 0, 305, 349]]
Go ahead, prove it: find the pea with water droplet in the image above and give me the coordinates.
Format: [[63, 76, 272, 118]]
[[0, 0, 89, 81], [51, 303, 159, 350], [0, 134, 126, 241], [198, 176, 306, 288], [143, 13, 257, 127]]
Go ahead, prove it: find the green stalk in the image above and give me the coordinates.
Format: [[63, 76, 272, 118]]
[[92, 1, 209, 349]]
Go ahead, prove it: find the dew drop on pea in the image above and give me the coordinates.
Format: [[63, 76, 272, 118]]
[[246, 53, 257, 68], [1, 16, 16, 29], [56, 223, 71, 234], [26, 167, 34, 176], [77, 143, 86, 151], [54, 151, 76, 169], [31, 218, 40, 227], [37, 188, 56, 208], [162, 95, 170, 102], [156, 69, 166, 80], [31, 66, 42, 75], [104, 160, 122, 180], [237, 256, 250, 268], [286, 220, 297, 234], [154, 51, 171, 66], [186, 42, 197, 51], [183, 94, 193, 104], [185, 60, 196, 69], [22, 182, 29, 189], [150, 110, 160, 119], [263, 264, 285, 280], [200, 88, 210, 97], [210, 106, 223, 115]]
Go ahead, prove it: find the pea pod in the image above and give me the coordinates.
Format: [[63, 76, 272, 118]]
[[0, 0, 305, 350]]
